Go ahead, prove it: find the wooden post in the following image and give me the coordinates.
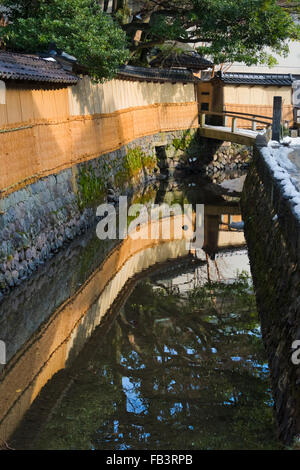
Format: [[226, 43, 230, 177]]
[[200, 113, 206, 127], [231, 117, 237, 133], [224, 115, 228, 127], [272, 96, 282, 142], [251, 118, 257, 131]]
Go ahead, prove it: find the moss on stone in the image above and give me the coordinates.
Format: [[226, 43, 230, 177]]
[[77, 165, 105, 211], [114, 146, 157, 190], [172, 130, 193, 152]]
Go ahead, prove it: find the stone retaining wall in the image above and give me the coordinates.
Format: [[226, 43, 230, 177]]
[[241, 136, 300, 447], [190, 136, 252, 180], [0, 129, 196, 296]]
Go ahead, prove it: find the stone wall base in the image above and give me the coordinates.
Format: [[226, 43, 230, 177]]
[[195, 137, 252, 179], [241, 162, 300, 447], [0, 129, 196, 295]]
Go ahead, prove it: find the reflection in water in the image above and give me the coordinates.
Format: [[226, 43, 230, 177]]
[[19, 274, 279, 450], [0, 173, 280, 449]]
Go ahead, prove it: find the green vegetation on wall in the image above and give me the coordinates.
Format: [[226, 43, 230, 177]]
[[170, 130, 200, 160], [77, 165, 105, 210], [172, 131, 193, 152]]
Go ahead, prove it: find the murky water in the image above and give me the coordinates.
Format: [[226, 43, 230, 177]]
[[0, 173, 281, 450]]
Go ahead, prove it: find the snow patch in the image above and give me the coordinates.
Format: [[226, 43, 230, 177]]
[[261, 144, 300, 221], [269, 136, 300, 148], [282, 136, 300, 147]]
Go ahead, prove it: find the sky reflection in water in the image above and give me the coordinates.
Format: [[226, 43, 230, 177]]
[[10, 177, 281, 450], [31, 273, 280, 450]]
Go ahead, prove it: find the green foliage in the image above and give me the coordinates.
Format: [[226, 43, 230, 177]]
[[124, 146, 144, 175], [171, 130, 200, 161], [122, 0, 299, 66], [172, 131, 193, 152], [192, 0, 299, 65], [114, 3, 132, 25], [141, 152, 157, 171], [77, 165, 104, 210], [1, 0, 130, 81], [114, 146, 156, 189]]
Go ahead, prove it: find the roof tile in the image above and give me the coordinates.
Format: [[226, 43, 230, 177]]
[[217, 72, 293, 86], [0, 51, 79, 84], [150, 53, 213, 71], [118, 65, 199, 83]]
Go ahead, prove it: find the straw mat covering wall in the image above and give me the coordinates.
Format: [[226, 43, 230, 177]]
[[0, 78, 198, 197]]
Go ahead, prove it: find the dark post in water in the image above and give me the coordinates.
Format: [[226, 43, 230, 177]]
[[272, 96, 282, 142]]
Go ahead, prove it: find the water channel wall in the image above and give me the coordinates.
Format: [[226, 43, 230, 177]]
[[0, 75, 200, 294], [0, 219, 196, 444], [0, 127, 200, 295], [0, 71, 255, 294], [196, 137, 252, 178], [241, 135, 300, 447]]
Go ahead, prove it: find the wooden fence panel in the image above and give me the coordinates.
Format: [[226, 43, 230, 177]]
[[35, 121, 72, 174], [0, 80, 198, 196], [0, 103, 7, 126], [6, 89, 22, 124], [0, 127, 38, 191], [118, 109, 135, 145], [132, 106, 160, 139], [19, 89, 34, 123], [224, 103, 294, 128]]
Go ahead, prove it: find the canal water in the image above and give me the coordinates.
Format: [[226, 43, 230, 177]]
[[0, 172, 281, 450]]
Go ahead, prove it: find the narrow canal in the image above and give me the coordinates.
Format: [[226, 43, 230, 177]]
[[0, 172, 281, 450]]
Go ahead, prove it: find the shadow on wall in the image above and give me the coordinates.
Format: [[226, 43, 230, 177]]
[[0, 77, 198, 197]]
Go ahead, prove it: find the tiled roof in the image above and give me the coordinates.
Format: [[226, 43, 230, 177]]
[[0, 51, 79, 84], [150, 53, 213, 71], [217, 72, 293, 86], [117, 65, 199, 83]]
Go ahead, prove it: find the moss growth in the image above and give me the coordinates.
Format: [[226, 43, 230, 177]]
[[124, 146, 144, 176], [171, 130, 201, 160], [114, 146, 156, 190], [125, 146, 156, 174], [172, 131, 193, 152], [114, 170, 129, 190], [77, 165, 105, 211], [142, 152, 156, 171]]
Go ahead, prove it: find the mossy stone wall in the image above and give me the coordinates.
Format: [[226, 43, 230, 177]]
[[0, 129, 194, 295]]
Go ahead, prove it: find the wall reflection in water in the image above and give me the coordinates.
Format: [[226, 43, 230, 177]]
[[19, 271, 279, 450], [0, 174, 279, 449]]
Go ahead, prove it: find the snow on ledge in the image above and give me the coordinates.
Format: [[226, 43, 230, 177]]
[[281, 136, 300, 147], [261, 142, 300, 221]]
